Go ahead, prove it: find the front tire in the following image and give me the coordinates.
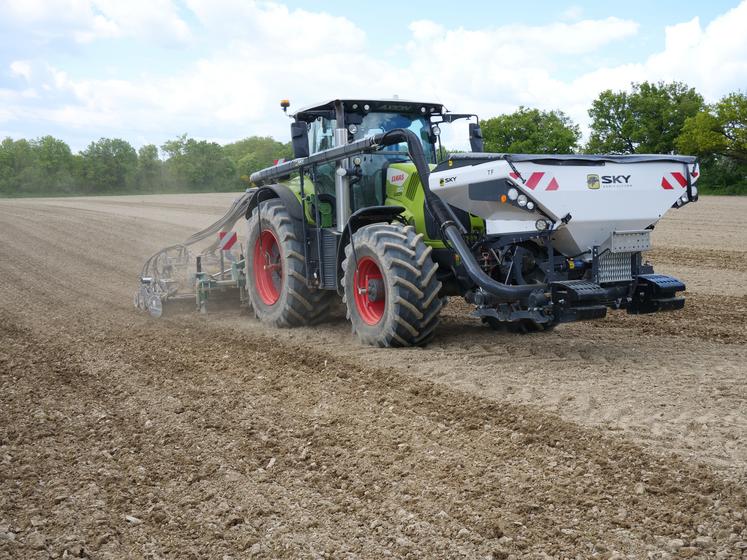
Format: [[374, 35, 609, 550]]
[[246, 199, 334, 327], [342, 223, 442, 347]]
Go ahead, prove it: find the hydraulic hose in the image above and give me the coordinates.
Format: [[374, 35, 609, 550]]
[[442, 225, 542, 299], [140, 191, 253, 279]]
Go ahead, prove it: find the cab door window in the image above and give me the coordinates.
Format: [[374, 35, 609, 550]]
[[309, 117, 336, 154], [309, 116, 337, 197]]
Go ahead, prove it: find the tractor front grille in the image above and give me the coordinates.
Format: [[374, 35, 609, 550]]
[[598, 251, 633, 283], [320, 229, 339, 289]]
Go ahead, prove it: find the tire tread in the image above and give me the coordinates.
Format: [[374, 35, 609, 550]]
[[246, 199, 335, 327], [342, 222, 442, 347]]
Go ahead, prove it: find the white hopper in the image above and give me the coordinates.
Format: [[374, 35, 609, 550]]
[[430, 153, 699, 256]]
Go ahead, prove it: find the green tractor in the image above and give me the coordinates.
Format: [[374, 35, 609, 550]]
[[246, 99, 472, 346], [239, 98, 697, 346]]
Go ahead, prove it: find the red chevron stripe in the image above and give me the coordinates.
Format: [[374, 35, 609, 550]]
[[671, 172, 688, 187], [661, 177, 674, 190], [509, 172, 520, 179], [546, 177, 559, 191], [525, 172, 544, 190]]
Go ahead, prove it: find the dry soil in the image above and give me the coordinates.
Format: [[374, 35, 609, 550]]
[[0, 194, 745, 559]]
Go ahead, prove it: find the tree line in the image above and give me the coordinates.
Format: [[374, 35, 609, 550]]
[[0, 134, 292, 197], [1, 81, 745, 196]]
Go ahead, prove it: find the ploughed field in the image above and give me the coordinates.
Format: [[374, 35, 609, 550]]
[[0, 194, 745, 559]]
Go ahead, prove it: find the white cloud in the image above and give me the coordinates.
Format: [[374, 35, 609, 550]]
[[1, 0, 746, 151], [643, 3, 747, 98], [0, 0, 190, 44], [186, 0, 364, 54], [406, 16, 639, 65], [0, 2, 372, 145], [10, 60, 33, 82]]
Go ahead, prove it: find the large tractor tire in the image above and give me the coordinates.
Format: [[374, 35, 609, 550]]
[[246, 199, 334, 327], [342, 223, 442, 347]]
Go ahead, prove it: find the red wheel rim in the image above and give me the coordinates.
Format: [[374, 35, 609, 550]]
[[253, 229, 282, 305], [353, 256, 385, 325]]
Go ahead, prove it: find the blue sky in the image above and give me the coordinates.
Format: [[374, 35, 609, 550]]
[[1, 0, 745, 152]]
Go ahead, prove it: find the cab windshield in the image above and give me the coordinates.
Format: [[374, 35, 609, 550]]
[[351, 112, 436, 164]]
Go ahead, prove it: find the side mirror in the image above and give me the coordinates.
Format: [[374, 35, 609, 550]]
[[290, 121, 310, 158], [469, 123, 484, 152]]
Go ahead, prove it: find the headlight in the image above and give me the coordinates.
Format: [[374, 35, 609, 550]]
[[692, 186, 698, 197], [517, 194, 528, 207], [526, 201, 535, 211], [507, 188, 518, 201], [348, 124, 358, 134], [681, 194, 689, 203], [535, 219, 549, 231]]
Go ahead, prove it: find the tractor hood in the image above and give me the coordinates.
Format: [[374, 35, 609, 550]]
[[429, 153, 699, 257]]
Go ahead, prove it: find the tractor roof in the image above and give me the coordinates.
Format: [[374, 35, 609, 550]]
[[293, 98, 445, 122]]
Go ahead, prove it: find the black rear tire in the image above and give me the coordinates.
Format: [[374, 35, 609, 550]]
[[342, 223, 442, 347], [246, 199, 335, 327]]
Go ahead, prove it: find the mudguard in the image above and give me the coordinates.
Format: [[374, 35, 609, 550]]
[[246, 184, 304, 239]]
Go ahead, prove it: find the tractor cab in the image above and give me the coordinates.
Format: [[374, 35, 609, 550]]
[[293, 99, 444, 159], [291, 99, 442, 211], [289, 99, 481, 212]]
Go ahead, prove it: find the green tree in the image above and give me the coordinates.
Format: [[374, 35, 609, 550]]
[[223, 136, 292, 182], [677, 92, 747, 161], [587, 81, 704, 154], [677, 92, 747, 194], [80, 138, 138, 193], [30, 136, 75, 193], [1, 132, 300, 196], [0, 138, 40, 195], [137, 144, 162, 192], [481, 107, 581, 154], [160, 133, 189, 161], [161, 134, 236, 191]]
